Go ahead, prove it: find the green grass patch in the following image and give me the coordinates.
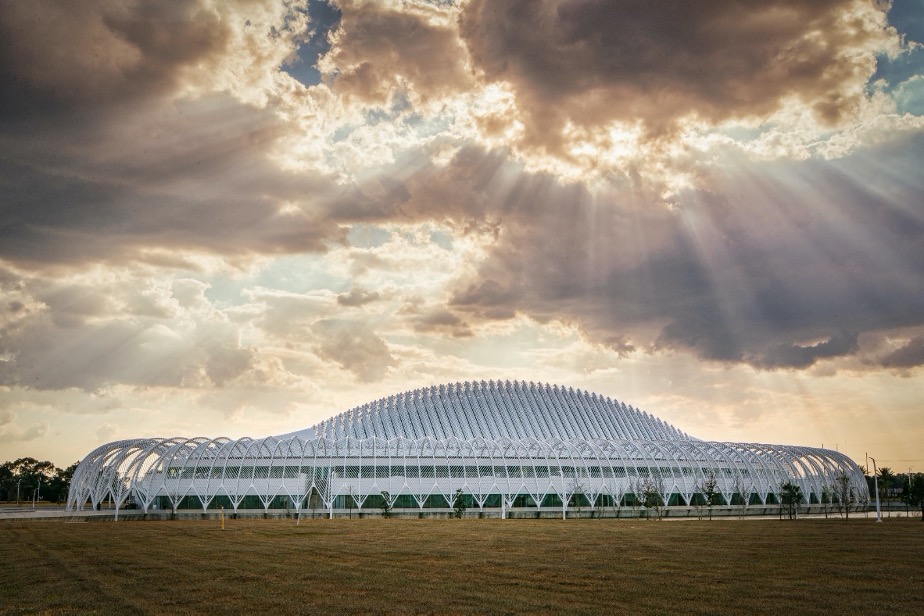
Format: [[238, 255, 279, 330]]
[[1, 518, 921, 614]]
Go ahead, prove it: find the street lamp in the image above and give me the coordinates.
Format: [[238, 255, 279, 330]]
[[869, 456, 882, 523], [16, 478, 21, 507]]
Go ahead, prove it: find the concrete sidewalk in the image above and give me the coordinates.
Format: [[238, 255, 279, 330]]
[[0, 506, 124, 521]]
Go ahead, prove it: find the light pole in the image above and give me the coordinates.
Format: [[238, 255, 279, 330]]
[[560, 469, 566, 520], [329, 470, 336, 519], [870, 456, 882, 522], [16, 478, 21, 506], [909, 468, 913, 517]]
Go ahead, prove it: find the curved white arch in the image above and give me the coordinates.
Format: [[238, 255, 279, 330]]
[[67, 382, 869, 515]]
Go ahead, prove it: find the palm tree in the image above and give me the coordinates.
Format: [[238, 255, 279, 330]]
[[879, 467, 895, 516]]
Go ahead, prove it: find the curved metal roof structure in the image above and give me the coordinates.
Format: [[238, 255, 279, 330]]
[[311, 381, 690, 441], [67, 380, 869, 517]]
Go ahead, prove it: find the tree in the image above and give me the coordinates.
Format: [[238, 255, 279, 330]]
[[0, 463, 13, 502], [820, 484, 833, 519], [452, 488, 467, 518], [593, 494, 605, 518], [568, 480, 587, 517], [628, 477, 645, 518], [732, 476, 750, 519], [641, 475, 665, 520], [2, 457, 73, 504], [697, 473, 720, 520], [900, 473, 924, 521], [607, 484, 623, 519], [832, 472, 854, 519], [780, 481, 803, 520], [45, 462, 79, 504], [878, 467, 895, 517], [379, 491, 393, 518]]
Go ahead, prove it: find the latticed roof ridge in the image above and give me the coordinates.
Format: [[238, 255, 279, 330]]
[[310, 379, 693, 441]]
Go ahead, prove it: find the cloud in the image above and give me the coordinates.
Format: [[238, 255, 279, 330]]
[[460, 0, 896, 152], [249, 289, 334, 342], [95, 423, 118, 443], [407, 307, 473, 338], [0, 273, 256, 391], [0, 411, 48, 444], [0, 0, 310, 118], [2, 0, 912, 278], [879, 335, 924, 368], [0, 0, 227, 116], [0, 311, 253, 391], [420, 136, 924, 372], [601, 336, 636, 357], [0, 0, 348, 270], [320, 0, 472, 104], [312, 319, 396, 382], [337, 288, 381, 307], [0, 93, 347, 268], [754, 330, 860, 370]]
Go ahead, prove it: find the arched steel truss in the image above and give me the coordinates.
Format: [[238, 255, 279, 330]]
[[310, 380, 691, 442], [68, 435, 868, 515]]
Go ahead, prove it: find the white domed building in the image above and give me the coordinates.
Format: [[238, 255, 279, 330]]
[[67, 380, 868, 517]]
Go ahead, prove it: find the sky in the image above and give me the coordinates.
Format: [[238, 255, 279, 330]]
[[1, 0, 922, 473]]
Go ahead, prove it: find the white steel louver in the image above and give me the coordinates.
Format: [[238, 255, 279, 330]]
[[311, 380, 691, 441]]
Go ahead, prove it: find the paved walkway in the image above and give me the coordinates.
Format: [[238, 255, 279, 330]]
[[0, 506, 123, 521]]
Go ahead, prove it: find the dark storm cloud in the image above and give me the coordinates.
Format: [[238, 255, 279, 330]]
[[1, 0, 920, 388], [460, 0, 889, 148], [0, 0, 343, 269], [0, 94, 345, 267], [0, 0, 231, 118], [879, 335, 924, 368], [407, 136, 924, 371], [755, 330, 860, 370]]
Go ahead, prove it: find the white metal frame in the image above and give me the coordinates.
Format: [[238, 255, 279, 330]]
[[67, 380, 869, 516]]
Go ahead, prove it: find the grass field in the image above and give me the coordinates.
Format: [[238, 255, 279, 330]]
[[1, 517, 922, 615]]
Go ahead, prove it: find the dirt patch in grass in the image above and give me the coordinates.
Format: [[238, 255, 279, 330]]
[[1, 518, 921, 614]]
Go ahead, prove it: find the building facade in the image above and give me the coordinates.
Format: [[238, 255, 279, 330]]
[[67, 380, 868, 517]]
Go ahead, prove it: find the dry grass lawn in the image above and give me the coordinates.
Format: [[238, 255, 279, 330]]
[[1, 517, 922, 614]]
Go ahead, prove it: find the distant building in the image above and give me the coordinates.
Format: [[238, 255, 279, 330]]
[[68, 380, 868, 516]]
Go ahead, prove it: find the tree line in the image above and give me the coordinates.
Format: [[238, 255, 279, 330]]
[[865, 467, 924, 520], [0, 458, 79, 505]]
